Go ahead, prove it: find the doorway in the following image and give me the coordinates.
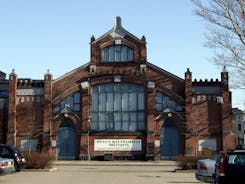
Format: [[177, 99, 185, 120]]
[[160, 118, 179, 159], [57, 118, 76, 160]]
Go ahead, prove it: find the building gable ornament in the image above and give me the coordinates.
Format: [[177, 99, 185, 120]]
[[110, 30, 125, 39], [93, 16, 145, 44], [110, 16, 126, 39]]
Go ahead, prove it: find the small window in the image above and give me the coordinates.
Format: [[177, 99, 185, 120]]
[[238, 124, 242, 131], [102, 45, 133, 62]]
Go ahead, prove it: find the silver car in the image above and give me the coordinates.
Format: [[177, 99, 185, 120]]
[[195, 156, 216, 183], [0, 157, 15, 175]]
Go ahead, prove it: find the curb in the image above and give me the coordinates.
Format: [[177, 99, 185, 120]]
[[22, 167, 57, 172]]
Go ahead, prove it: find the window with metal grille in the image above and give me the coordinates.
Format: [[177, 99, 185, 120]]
[[91, 83, 145, 131]]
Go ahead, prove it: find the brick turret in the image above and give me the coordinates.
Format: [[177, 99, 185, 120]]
[[221, 67, 235, 150], [184, 68, 194, 155]]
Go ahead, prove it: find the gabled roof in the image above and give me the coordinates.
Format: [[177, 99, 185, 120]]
[[0, 71, 6, 80], [146, 62, 184, 82], [92, 17, 145, 44], [54, 63, 89, 82]]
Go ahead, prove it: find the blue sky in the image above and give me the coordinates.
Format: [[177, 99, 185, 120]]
[[0, 0, 244, 110]]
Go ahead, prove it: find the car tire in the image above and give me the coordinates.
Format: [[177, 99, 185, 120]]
[[14, 162, 20, 172], [214, 177, 225, 184]]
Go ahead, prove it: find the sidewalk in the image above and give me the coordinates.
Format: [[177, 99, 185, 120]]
[[52, 160, 180, 167]]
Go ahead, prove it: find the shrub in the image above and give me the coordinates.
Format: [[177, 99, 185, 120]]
[[177, 155, 199, 170], [23, 152, 54, 169], [177, 150, 216, 170]]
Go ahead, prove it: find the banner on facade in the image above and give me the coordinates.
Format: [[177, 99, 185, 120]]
[[94, 139, 142, 151]]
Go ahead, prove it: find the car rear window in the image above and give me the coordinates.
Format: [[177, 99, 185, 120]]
[[227, 153, 245, 166], [10, 146, 23, 155]]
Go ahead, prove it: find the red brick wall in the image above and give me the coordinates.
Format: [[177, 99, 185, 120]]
[[186, 98, 223, 155], [0, 108, 4, 143], [16, 99, 44, 139]]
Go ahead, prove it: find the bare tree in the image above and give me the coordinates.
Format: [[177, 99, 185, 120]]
[[192, 0, 245, 89]]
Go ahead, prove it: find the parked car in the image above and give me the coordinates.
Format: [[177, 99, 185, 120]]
[[195, 156, 216, 183], [213, 150, 245, 184], [0, 157, 15, 175], [0, 144, 26, 172]]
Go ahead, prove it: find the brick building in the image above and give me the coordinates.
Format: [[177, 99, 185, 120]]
[[0, 17, 235, 160]]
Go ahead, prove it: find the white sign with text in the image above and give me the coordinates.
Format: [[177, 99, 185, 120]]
[[94, 139, 142, 151]]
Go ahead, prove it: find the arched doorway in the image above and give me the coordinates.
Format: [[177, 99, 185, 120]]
[[160, 118, 179, 160], [57, 118, 76, 160]]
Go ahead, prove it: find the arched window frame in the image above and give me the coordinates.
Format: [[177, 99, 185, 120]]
[[53, 92, 80, 113], [156, 91, 183, 112]]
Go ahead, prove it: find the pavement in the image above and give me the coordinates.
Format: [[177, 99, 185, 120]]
[[1, 160, 203, 184], [52, 160, 180, 167], [22, 160, 182, 172]]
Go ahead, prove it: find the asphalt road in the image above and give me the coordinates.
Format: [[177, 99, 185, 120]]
[[0, 163, 206, 184]]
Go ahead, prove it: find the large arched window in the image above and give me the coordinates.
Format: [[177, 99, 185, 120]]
[[91, 83, 145, 131], [102, 45, 133, 62]]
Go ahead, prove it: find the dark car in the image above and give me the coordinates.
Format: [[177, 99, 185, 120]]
[[213, 150, 245, 184], [0, 144, 26, 172]]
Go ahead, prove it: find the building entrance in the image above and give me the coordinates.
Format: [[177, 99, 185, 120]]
[[57, 118, 76, 160], [160, 118, 179, 159]]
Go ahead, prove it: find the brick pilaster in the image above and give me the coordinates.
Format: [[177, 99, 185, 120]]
[[184, 68, 194, 156], [43, 70, 52, 152], [7, 69, 17, 146], [146, 87, 155, 160], [80, 82, 90, 159]]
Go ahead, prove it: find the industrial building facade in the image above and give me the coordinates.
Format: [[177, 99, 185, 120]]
[[0, 17, 235, 160]]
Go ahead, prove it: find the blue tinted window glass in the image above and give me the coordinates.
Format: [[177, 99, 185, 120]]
[[128, 47, 133, 61], [91, 83, 145, 131], [121, 46, 127, 61], [109, 46, 115, 62], [156, 91, 183, 112], [102, 47, 109, 61], [102, 45, 133, 62], [53, 92, 80, 113], [115, 45, 121, 61]]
